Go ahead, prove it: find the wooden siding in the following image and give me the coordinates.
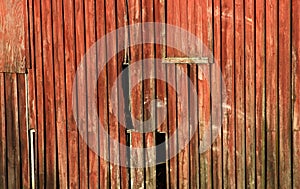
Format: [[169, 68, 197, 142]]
[[0, 0, 299, 188]]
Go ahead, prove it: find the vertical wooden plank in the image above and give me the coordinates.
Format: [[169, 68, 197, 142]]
[[52, 0, 68, 187], [198, 0, 213, 188], [96, 0, 109, 187], [33, 0, 45, 187], [245, 0, 256, 187], [234, 0, 246, 187], [221, 0, 236, 187], [255, 0, 266, 187], [5, 74, 21, 189], [127, 0, 145, 187], [0, 73, 6, 188], [292, 0, 300, 188], [177, 0, 189, 188], [212, 0, 223, 187], [188, 0, 199, 188], [105, 0, 121, 187], [41, 0, 57, 187], [166, 0, 178, 188], [74, 0, 88, 187], [278, 0, 292, 187], [265, 0, 279, 187], [18, 75, 30, 188], [84, 0, 99, 188], [63, 0, 79, 188], [116, 0, 129, 187], [141, 0, 156, 187]]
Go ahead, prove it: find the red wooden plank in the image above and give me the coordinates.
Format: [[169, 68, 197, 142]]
[[199, 0, 213, 188], [220, 0, 236, 187], [292, 0, 300, 188], [63, 0, 79, 188], [52, 0, 68, 187], [212, 0, 223, 188], [17, 74, 30, 188], [127, 0, 145, 187], [278, 0, 293, 188], [188, 0, 199, 188], [105, 0, 121, 187], [234, 0, 246, 187], [0, 73, 6, 188], [74, 0, 88, 187], [245, 0, 256, 187], [25, 0, 33, 69], [116, 0, 129, 187], [96, 0, 109, 187], [83, 0, 100, 188], [265, 0, 279, 187], [255, 0, 266, 187], [177, 0, 189, 188], [5, 74, 21, 188], [32, 0, 46, 187], [141, 0, 156, 187], [41, 0, 57, 187], [0, 0, 26, 73], [166, 1, 178, 188]]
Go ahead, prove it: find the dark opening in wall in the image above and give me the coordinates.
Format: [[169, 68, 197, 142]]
[[156, 132, 166, 189]]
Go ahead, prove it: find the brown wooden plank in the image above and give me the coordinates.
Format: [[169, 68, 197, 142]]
[[0, 73, 6, 188], [278, 0, 292, 188], [245, 0, 256, 187], [17, 74, 30, 188], [199, 0, 213, 188], [255, 0, 266, 187], [221, 0, 236, 188], [32, 0, 46, 187], [105, 0, 121, 187], [234, 0, 246, 187], [5, 74, 21, 188], [96, 0, 109, 187], [0, 0, 26, 73], [212, 0, 223, 188], [84, 0, 99, 188], [127, 0, 145, 187], [265, 0, 279, 187], [292, 0, 300, 188], [41, 0, 57, 187], [141, 0, 156, 187], [52, 0, 68, 187], [63, 0, 79, 188], [25, 0, 33, 69], [74, 0, 88, 187]]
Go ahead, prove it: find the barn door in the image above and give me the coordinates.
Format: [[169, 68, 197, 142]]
[[125, 0, 217, 188]]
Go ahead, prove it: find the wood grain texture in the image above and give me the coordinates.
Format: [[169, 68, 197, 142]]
[[255, 0, 266, 188], [0, 73, 6, 188], [52, 0, 68, 188], [234, 0, 246, 187], [266, 0, 279, 188], [127, 0, 145, 188], [212, 0, 223, 188], [292, 0, 300, 188], [221, 0, 236, 187], [63, 0, 79, 188], [0, 0, 26, 73], [41, 0, 57, 187], [278, 0, 293, 188], [245, 0, 256, 187]]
